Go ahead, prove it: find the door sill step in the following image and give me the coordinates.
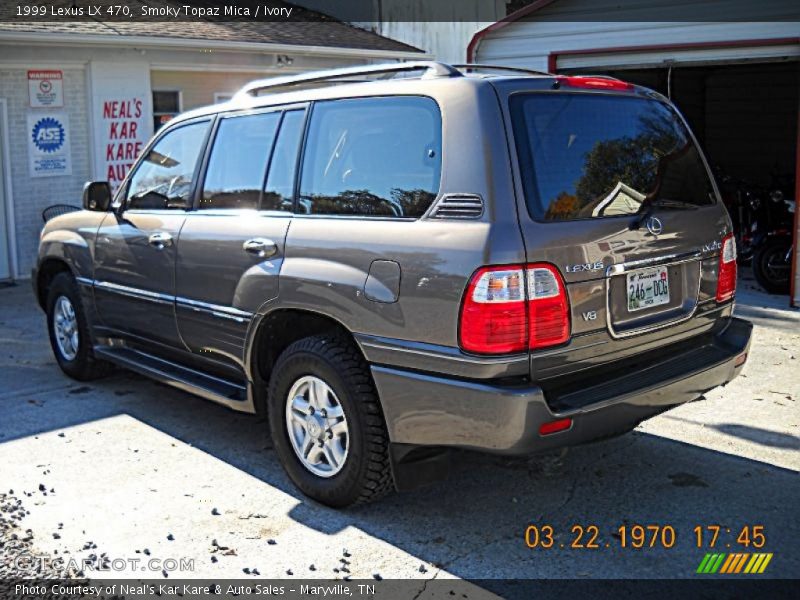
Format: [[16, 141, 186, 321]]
[[95, 346, 252, 412]]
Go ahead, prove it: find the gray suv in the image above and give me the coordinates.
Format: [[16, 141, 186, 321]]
[[34, 62, 752, 507]]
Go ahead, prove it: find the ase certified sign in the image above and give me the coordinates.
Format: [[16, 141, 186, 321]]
[[27, 113, 72, 177]]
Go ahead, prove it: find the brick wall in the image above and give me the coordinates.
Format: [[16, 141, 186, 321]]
[[0, 68, 91, 277]]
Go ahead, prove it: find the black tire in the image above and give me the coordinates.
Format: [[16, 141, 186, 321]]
[[267, 335, 393, 507], [45, 272, 111, 381], [752, 239, 792, 295]]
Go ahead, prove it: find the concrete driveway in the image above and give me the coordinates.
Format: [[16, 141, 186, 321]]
[[1, 271, 798, 591]]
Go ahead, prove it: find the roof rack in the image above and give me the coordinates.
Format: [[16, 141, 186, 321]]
[[451, 64, 551, 76], [233, 61, 461, 100]]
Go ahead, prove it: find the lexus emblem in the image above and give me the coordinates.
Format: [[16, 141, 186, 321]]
[[646, 216, 663, 236]]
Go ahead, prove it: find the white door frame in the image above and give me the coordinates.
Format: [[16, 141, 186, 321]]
[[0, 98, 17, 280]]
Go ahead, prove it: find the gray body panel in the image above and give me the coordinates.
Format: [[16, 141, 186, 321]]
[[175, 210, 291, 369], [372, 317, 751, 453], [33, 65, 751, 463], [92, 211, 187, 348]]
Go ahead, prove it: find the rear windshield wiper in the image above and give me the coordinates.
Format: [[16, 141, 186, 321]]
[[642, 198, 700, 210], [631, 198, 698, 230]]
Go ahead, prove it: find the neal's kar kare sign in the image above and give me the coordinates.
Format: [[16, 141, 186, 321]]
[[28, 113, 72, 177]]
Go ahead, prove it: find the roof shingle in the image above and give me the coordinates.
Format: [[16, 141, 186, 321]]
[[0, 1, 424, 54]]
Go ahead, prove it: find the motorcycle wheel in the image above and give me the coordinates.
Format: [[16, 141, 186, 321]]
[[752, 239, 792, 295]]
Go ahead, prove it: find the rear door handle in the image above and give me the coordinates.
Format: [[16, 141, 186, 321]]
[[148, 232, 173, 249], [243, 238, 278, 258]]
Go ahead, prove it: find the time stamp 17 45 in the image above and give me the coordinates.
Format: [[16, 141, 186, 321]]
[[525, 524, 766, 550], [524, 524, 776, 574]]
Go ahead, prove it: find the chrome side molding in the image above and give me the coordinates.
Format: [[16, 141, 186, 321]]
[[90, 279, 253, 322]]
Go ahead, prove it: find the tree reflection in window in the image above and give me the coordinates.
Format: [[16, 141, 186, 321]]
[[510, 94, 714, 221], [126, 121, 209, 210], [299, 97, 442, 218]]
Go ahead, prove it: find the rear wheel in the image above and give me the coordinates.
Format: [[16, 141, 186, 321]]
[[267, 335, 393, 507], [45, 272, 111, 381]]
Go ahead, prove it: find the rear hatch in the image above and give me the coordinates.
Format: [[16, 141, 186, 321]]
[[497, 77, 734, 384]]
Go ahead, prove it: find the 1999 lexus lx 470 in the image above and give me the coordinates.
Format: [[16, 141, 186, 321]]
[[34, 62, 752, 507]]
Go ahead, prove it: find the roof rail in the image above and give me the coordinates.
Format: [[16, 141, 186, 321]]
[[233, 61, 461, 100], [451, 64, 551, 76]]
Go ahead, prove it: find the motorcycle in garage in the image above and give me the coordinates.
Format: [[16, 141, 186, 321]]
[[751, 190, 796, 295]]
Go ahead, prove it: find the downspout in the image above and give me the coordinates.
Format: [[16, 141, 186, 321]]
[[791, 88, 800, 307]]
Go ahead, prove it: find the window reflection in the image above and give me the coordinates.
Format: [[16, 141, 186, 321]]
[[511, 94, 714, 221], [202, 112, 280, 210], [126, 121, 209, 210], [299, 97, 442, 218]]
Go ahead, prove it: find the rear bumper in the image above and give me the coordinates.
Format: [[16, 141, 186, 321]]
[[371, 317, 752, 456]]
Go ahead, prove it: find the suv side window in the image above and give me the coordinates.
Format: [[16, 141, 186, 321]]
[[298, 97, 441, 218], [126, 120, 209, 210], [263, 110, 305, 212], [201, 112, 281, 210]]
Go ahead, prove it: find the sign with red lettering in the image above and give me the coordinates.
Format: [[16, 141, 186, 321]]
[[28, 70, 63, 108], [100, 97, 146, 190], [89, 62, 152, 192]]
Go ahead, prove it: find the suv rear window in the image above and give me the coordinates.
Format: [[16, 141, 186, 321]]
[[510, 93, 715, 221]]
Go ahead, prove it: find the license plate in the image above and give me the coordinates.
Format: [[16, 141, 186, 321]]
[[627, 266, 670, 312]]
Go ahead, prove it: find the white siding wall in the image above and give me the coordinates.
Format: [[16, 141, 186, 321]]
[[368, 22, 489, 63], [475, 22, 800, 70], [0, 67, 91, 278], [343, 0, 506, 62]]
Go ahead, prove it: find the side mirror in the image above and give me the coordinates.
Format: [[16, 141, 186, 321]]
[[82, 181, 112, 212]]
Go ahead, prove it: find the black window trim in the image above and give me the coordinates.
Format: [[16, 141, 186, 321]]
[[191, 102, 309, 215], [116, 94, 444, 221]]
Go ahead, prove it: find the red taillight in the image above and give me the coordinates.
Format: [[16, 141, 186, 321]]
[[459, 263, 570, 355], [459, 266, 528, 354], [527, 264, 570, 350], [716, 233, 737, 303], [539, 418, 573, 436], [556, 75, 633, 91]]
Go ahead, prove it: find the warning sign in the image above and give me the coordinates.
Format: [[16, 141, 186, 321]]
[[28, 70, 64, 108]]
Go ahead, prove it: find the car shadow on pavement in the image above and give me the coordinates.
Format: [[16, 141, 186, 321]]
[[2, 282, 798, 579], [2, 366, 799, 579], [661, 415, 799, 450], [710, 423, 800, 450]]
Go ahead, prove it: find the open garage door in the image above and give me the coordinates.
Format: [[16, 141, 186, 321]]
[[556, 57, 800, 307]]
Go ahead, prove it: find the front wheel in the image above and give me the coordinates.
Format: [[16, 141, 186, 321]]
[[267, 335, 393, 507], [752, 239, 792, 295], [45, 272, 111, 381]]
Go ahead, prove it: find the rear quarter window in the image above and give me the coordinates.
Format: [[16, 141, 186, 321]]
[[299, 96, 442, 218], [510, 93, 715, 221]]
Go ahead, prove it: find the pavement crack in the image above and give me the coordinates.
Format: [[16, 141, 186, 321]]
[[411, 565, 442, 600]]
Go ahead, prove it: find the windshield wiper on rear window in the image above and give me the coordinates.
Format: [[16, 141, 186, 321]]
[[643, 198, 700, 210], [631, 198, 699, 230]]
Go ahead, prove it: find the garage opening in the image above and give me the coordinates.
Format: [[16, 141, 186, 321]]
[[561, 60, 799, 303]]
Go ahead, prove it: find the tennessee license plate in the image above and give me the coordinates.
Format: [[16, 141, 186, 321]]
[[627, 266, 670, 312]]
